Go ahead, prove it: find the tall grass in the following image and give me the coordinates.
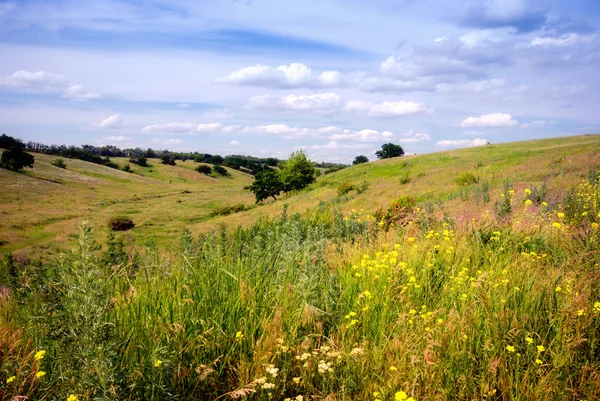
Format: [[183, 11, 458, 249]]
[[1, 176, 600, 400]]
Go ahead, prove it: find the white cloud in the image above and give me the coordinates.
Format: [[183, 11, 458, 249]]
[[530, 33, 596, 47], [463, 130, 484, 136], [436, 138, 489, 148], [436, 79, 505, 93], [308, 141, 369, 150], [358, 76, 436, 93], [344, 100, 428, 117], [380, 56, 403, 72], [195, 122, 222, 133], [216, 62, 343, 89], [97, 114, 125, 129], [521, 120, 547, 128], [231, 140, 240, 145], [330, 128, 394, 142], [397, 132, 431, 143], [176, 103, 191, 108], [62, 85, 102, 101], [202, 109, 233, 119], [101, 136, 131, 142], [460, 113, 518, 128], [151, 138, 183, 145], [434, 36, 447, 42], [0, 70, 68, 89], [249, 92, 342, 114], [141, 122, 196, 133]]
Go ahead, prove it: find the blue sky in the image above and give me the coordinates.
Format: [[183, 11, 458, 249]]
[[1, 0, 599, 162]]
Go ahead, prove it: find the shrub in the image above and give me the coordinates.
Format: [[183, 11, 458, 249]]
[[160, 155, 176, 166], [122, 164, 131, 173], [213, 164, 229, 176], [374, 196, 416, 231], [129, 156, 148, 167], [455, 172, 479, 186], [108, 216, 135, 231], [337, 182, 355, 197], [355, 180, 370, 194], [399, 171, 411, 185], [209, 204, 249, 217], [196, 165, 212, 175], [51, 158, 67, 169]]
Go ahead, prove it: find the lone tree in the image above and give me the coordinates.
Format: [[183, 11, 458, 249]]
[[213, 164, 229, 176], [279, 150, 316, 193], [353, 155, 369, 165], [249, 169, 283, 203], [375, 143, 404, 159], [1, 147, 35, 171], [160, 154, 176, 166]]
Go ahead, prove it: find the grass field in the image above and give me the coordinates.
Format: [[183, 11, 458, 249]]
[[1, 134, 600, 400]]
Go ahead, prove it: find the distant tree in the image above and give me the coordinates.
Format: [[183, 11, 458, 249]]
[[122, 164, 132, 173], [0, 134, 25, 149], [213, 164, 229, 176], [130, 156, 148, 167], [51, 158, 67, 169], [353, 155, 369, 165], [209, 155, 224, 165], [279, 150, 316, 193], [161, 154, 176, 166], [1, 147, 35, 171], [375, 143, 404, 159], [196, 165, 212, 175], [250, 169, 283, 203]]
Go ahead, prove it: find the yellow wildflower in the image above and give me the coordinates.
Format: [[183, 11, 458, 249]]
[[67, 395, 80, 401], [552, 222, 561, 229], [34, 350, 46, 361], [525, 189, 531, 195], [577, 309, 585, 317], [395, 391, 408, 401], [526, 337, 534, 345], [557, 212, 565, 218], [537, 345, 545, 353], [389, 365, 397, 371], [535, 359, 543, 365], [235, 331, 244, 342], [293, 377, 301, 384], [154, 360, 163, 367], [506, 345, 516, 353], [6, 375, 15, 384], [36, 371, 46, 378], [525, 199, 532, 206]]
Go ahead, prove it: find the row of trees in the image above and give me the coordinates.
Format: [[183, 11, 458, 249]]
[[352, 143, 406, 165]]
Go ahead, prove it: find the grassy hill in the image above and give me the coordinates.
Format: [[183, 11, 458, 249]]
[[1, 133, 600, 400], [0, 154, 254, 255]]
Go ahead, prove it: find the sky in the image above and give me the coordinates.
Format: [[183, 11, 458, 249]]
[[1, 0, 599, 163]]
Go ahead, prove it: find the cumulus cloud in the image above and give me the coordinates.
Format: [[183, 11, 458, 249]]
[[195, 123, 223, 132], [216, 62, 344, 88], [436, 138, 490, 148], [249, 92, 342, 114], [436, 78, 505, 93], [62, 85, 103, 101], [97, 114, 125, 129], [460, 113, 518, 127], [344, 100, 428, 117], [0, 70, 68, 89], [231, 140, 240, 145]]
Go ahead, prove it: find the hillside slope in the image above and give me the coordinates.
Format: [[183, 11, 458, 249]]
[[199, 134, 600, 231], [0, 154, 254, 255], [1, 134, 599, 256]]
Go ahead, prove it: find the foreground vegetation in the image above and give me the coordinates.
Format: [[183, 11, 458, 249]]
[[1, 163, 600, 399]]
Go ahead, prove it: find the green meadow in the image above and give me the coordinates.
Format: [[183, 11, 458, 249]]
[[1, 134, 600, 400]]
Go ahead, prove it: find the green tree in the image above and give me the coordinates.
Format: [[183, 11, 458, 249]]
[[375, 143, 404, 159], [1, 147, 35, 171], [353, 155, 369, 165], [279, 150, 316, 193], [249, 169, 283, 203], [160, 154, 176, 166], [213, 164, 229, 176]]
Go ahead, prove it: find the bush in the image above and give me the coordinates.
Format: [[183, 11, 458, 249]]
[[129, 156, 148, 167], [374, 196, 416, 231], [455, 172, 479, 186], [337, 182, 355, 197], [355, 180, 370, 194], [196, 165, 212, 175], [161, 155, 176, 166], [108, 216, 135, 231], [51, 158, 67, 169], [213, 164, 229, 176], [209, 204, 249, 217], [399, 171, 411, 185], [0, 147, 35, 171], [122, 164, 131, 173]]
